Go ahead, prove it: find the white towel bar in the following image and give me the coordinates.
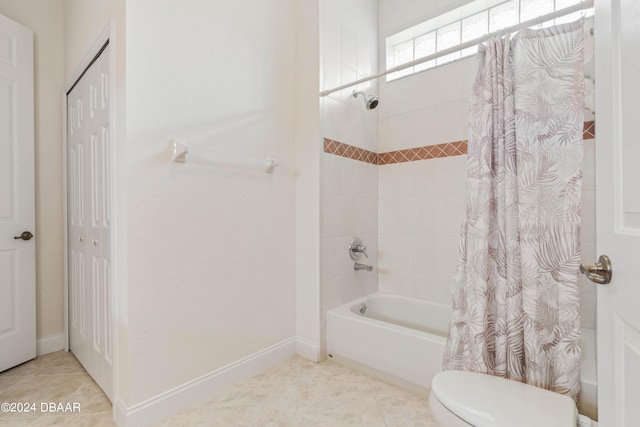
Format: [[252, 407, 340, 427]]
[[169, 138, 278, 173]]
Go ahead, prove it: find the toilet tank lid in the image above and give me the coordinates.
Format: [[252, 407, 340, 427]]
[[431, 371, 577, 427]]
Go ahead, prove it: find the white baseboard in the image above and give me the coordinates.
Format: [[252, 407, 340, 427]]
[[36, 333, 65, 356], [296, 336, 320, 362], [113, 337, 297, 427]]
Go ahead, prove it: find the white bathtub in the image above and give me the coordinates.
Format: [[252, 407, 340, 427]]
[[326, 292, 451, 389], [326, 292, 598, 421]]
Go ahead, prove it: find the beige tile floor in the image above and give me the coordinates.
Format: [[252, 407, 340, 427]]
[[0, 351, 113, 426], [1, 351, 438, 426]]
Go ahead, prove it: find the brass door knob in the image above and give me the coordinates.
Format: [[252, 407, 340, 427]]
[[580, 255, 612, 284], [14, 231, 34, 241]]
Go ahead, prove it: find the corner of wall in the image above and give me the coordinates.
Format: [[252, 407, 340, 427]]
[[294, 0, 322, 353]]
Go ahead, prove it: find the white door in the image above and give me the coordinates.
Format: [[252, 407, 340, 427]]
[[0, 13, 35, 373], [67, 43, 113, 400], [594, 0, 640, 425]]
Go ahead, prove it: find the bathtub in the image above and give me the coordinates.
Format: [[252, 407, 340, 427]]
[[326, 292, 598, 420], [326, 292, 451, 389]]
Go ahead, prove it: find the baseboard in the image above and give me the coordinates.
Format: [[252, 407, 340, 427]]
[[296, 336, 320, 362], [36, 333, 65, 356], [113, 337, 297, 427]]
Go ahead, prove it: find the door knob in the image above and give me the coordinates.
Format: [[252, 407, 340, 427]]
[[580, 255, 612, 284], [14, 231, 34, 241]]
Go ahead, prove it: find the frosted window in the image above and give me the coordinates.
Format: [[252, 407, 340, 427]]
[[554, 10, 583, 24], [554, 0, 594, 24], [490, 1, 518, 32], [391, 40, 414, 79], [556, 0, 580, 9], [520, 0, 554, 22], [461, 11, 488, 57], [436, 22, 461, 65], [385, 0, 591, 81], [414, 32, 436, 72]]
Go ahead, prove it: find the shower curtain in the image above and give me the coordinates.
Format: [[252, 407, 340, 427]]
[[443, 21, 585, 399]]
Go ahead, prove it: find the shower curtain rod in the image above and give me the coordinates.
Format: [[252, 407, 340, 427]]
[[319, 0, 594, 97]]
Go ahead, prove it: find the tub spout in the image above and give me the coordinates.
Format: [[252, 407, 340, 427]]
[[354, 262, 373, 271]]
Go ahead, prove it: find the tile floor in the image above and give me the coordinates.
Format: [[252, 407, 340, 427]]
[[0, 351, 113, 426], [0, 351, 438, 426]]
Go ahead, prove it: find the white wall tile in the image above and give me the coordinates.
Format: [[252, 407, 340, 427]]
[[323, 237, 351, 281], [581, 190, 596, 244], [378, 235, 413, 273], [410, 160, 439, 197], [380, 76, 421, 118], [435, 196, 465, 237], [434, 156, 467, 196], [322, 196, 345, 237], [341, 28, 358, 72], [379, 198, 415, 236], [343, 157, 377, 198], [411, 237, 438, 275], [379, 272, 413, 295], [410, 197, 439, 237], [433, 99, 470, 145], [323, 59, 342, 93], [411, 107, 438, 148], [355, 197, 379, 236], [435, 237, 460, 278], [387, 112, 420, 150], [580, 291, 597, 330], [413, 274, 454, 305], [379, 163, 413, 200], [378, 116, 392, 150], [582, 139, 595, 191], [321, 153, 342, 197], [320, 0, 379, 317], [323, 276, 343, 311]]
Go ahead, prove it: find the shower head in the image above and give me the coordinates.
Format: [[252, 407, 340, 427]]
[[353, 90, 379, 110]]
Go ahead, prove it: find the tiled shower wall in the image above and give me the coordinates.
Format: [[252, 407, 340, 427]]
[[375, 14, 597, 329], [320, 0, 597, 333], [320, 0, 379, 323]]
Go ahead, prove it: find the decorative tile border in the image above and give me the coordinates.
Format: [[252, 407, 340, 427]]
[[323, 138, 378, 164], [378, 140, 467, 165], [324, 121, 596, 165], [583, 120, 595, 139]]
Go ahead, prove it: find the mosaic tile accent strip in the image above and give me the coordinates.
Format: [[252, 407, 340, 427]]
[[323, 138, 378, 165], [377, 140, 468, 165], [324, 121, 596, 166], [583, 120, 595, 140]]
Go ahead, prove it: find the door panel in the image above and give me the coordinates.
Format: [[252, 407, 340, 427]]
[[0, 13, 35, 373], [67, 43, 112, 400], [595, 0, 640, 425]]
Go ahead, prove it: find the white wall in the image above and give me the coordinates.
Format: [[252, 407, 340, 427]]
[[320, 0, 379, 353], [294, 0, 322, 360], [376, 2, 597, 329], [126, 0, 297, 404], [0, 0, 65, 342]]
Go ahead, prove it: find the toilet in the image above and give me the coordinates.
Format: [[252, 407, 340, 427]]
[[429, 370, 578, 427]]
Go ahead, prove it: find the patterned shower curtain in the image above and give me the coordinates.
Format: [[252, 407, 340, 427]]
[[443, 21, 585, 399]]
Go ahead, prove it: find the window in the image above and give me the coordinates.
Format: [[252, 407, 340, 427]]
[[385, 0, 593, 81]]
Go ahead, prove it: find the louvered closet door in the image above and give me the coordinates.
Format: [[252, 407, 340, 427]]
[[67, 43, 113, 400]]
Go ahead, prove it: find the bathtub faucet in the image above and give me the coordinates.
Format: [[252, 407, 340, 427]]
[[354, 262, 373, 272]]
